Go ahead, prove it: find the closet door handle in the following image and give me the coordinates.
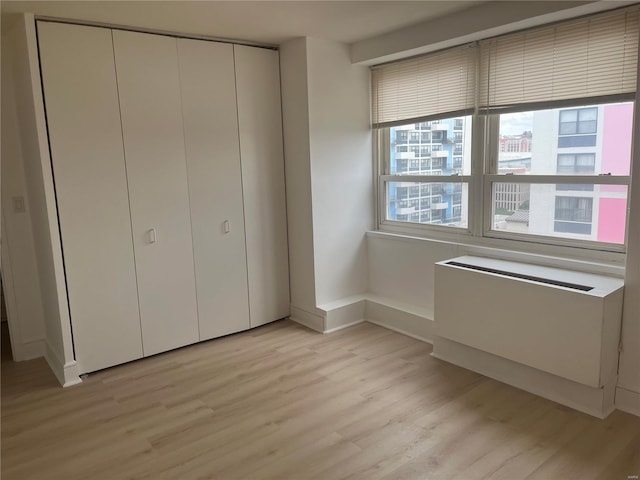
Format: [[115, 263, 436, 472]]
[[223, 220, 230, 234], [148, 228, 157, 244]]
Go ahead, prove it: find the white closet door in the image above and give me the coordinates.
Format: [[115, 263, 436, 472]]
[[177, 38, 250, 340], [38, 22, 143, 372], [113, 30, 199, 356], [234, 45, 290, 327]]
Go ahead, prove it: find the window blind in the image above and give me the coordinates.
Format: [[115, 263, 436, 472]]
[[479, 8, 640, 113], [371, 44, 476, 128]]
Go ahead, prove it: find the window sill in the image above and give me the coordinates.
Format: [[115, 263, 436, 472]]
[[367, 228, 626, 278]]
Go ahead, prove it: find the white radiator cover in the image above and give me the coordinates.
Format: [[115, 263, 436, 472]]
[[434, 256, 624, 389]]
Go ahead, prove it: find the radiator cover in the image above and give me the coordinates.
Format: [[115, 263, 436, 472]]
[[434, 256, 624, 388]]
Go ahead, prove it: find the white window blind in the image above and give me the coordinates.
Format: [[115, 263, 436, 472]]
[[479, 8, 640, 113], [371, 44, 476, 128]]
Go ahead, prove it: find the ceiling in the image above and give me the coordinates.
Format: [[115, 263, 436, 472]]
[[1, 1, 483, 46]]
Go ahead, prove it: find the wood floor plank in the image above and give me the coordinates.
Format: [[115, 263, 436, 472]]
[[2, 319, 640, 480]]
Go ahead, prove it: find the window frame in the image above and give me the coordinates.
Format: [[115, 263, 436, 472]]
[[377, 115, 478, 237], [481, 108, 630, 252], [375, 103, 633, 254]]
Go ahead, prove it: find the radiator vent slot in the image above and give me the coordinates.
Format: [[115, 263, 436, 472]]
[[445, 261, 594, 292]]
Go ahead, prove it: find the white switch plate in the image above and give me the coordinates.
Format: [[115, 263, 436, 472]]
[[12, 196, 25, 213]]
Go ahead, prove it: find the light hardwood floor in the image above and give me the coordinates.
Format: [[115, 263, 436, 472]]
[[2, 319, 639, 479]]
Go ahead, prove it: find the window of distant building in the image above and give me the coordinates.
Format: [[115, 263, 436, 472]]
[[556, 154, 596, 174], [554, 197, 593, 235], [559, 108, 597, 135], [556, 153, 597, 191], [558, 107, 598, 147]]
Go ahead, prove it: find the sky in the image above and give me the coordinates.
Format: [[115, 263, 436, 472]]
[[500, 112, 533, 135]]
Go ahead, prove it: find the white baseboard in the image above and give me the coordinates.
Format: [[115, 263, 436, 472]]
[[44, 342, 65, 385], [323, 297, 366, 332], [365, 296, 434, 343], [292, 297, 366, 334], [615, 386, 640, 417], [324, 319, 364, 334], [433, 336, 615, 419], [11, 338, 45, 361], [289, 304, 324, 333], [44, 341, 81, 387], [293, 295, 434, 340]]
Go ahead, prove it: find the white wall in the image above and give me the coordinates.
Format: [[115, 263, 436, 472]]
[[280, 38, 317, 314], [306, 38, 373, 306], [368, 235, 456, 316], [5, 14, 78, 385], [281, 37, 373, 321], [1, 19, 46, 360]]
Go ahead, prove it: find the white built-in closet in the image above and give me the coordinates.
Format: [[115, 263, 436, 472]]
[[37, 21, 289, 374]]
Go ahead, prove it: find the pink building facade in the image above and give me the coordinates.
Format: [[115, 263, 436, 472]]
[[598, 103, 634, 244]]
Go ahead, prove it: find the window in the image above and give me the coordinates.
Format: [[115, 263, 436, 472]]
[[557, 153, 596, 191], [384, 117, 472, 227], [559, 108, 597, 135], [490, 103, 632, 245], [557, 154, 596, 174], [558, 108, 598, 147], [554, 197, 593, 235], [373, 7, 638, 251]]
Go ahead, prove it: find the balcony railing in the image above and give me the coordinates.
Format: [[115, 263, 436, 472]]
[[396, 206, 417, 215]]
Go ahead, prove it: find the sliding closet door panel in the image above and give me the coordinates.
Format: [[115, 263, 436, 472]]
[[37, 22, 142, 372], [177, 39, 250, 340], [113, 30, 198, 355], [234, 45, 290, 327]]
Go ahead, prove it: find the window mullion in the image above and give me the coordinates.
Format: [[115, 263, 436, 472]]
[[478, 115, 498, 237]]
